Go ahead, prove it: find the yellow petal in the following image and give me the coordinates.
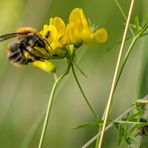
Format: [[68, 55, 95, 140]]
[[50, 17, 66, 37], [93, 28, 108, 43], [39, 25, 49, 38], [50, 41, 62, 49], [48, 25, 58, 41], [69, 8, 89, 29], [32, 60, 56, 73], [60, 24, 72, 44], [68, 8, 92, 43]]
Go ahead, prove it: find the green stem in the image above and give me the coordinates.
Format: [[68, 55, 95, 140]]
[[114, 0, 134, 36], [71, 64, 98, 120], [38, 64, 70, 148], [114, 22, 148, 94], [114, 0, 127, 21]]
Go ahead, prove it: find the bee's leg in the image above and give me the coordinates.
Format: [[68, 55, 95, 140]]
[[24, 47, 42, 61], [43, 39, 52, 50]]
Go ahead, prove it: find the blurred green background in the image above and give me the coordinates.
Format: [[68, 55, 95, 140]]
[[0, 0, 147, 147]]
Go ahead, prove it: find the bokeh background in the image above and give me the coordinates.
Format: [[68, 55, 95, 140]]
[[0, 0, 147, 147]]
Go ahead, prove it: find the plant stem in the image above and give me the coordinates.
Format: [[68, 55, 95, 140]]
[[114, 0, 127, 20], [38, 64, 70, 148], [98, 1, 135, 147], [114, 0, 134, 36], [71, 64, 98, 120], [114, 22, 148, 94]]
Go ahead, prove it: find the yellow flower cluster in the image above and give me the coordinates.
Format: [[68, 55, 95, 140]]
[[33, 8, 108, 73], [40, 8, 108, 51]]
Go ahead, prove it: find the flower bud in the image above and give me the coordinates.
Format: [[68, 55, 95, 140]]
[[32, 60, 56, 73], [93, 28, 108, 43]]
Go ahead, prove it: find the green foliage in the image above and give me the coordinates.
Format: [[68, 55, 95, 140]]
[[114, 105, 148, 146]]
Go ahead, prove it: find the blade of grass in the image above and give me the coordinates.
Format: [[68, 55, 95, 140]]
[[98, 0, 135, 147]]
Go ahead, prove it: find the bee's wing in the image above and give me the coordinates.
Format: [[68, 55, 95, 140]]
[[0, 33, 18, 41], [0, 32, 27, 42]]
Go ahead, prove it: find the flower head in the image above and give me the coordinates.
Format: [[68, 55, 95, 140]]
[[40, 8, 108, 50]]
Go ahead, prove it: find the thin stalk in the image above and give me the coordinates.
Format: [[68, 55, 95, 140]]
[[71, 64, 98, 120], [38, 64, 70, 148], [98, 1, 135, 147], [114, 22, 148, 93], [114, 0, 134, 36], [114, 121, 143, 124], [114, 0, 127, 20]]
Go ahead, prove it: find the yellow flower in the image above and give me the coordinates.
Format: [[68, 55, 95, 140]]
[[40, 8, 108, 51], [61, 8, 108, 46], [61, 8, 93, 45], [32, 60, 56, 73], [40, 17, 66, 50]]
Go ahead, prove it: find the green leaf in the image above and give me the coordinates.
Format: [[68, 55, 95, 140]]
[[134, 16, 141, 33], [123, 112, 141, 121], [73, 120, 103, 129], [118, 124, 126, 145], [129, 122, 148, 137]]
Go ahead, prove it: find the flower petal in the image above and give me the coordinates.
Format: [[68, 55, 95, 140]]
[[50, 17, 66, 38], [93, 28, 108, 43], [68, 8, 92, 43], [32, 60, 56, 73]]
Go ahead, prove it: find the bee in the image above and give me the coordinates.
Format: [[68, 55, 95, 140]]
[[0, 27, 50, 66]]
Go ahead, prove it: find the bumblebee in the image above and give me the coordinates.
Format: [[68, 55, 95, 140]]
[[0, 27, 50, 66]]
